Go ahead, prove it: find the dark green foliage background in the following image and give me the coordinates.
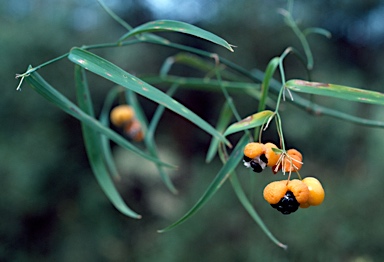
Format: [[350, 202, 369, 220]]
[[2, 0, 384, 261]]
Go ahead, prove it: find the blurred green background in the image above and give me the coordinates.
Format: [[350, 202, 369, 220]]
[[2, 0, 384, 261]]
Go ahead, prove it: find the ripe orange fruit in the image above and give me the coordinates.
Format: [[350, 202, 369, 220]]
[[124, 118, 144, 142], [264, 142, 280, 167], [243, 142, 266, 159], [300, 177, 325, 208], [282, 149, 303, 172], [110, 105, 135, 127], [263, 180, 288, 205], [286, 179, 309, 204]]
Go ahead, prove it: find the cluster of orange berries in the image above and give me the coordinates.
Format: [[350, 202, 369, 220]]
[[243, 142, 302, 174], [110, 105, 144, 142], [243, 142, 325, 214]]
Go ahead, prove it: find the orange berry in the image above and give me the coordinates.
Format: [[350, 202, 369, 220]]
[[243, 142, 266, 159], [110, 105, 135, 127], [243, 142, 268, 173], [124, 118, 144, 142], [282, 149, 303, 172], [264, 179, 309, 214], [264, 142, 280, 167], [286, 179, 309, 204], [300, 177, 325, 208], [263, 180, 288, 204]]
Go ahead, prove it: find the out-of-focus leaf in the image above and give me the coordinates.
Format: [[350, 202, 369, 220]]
[[99, 86, 124, 179], [224, 110, 274, 137], [126, 90, 178, 194], [74, 65, 141, 218], [158, 134, 248, 233], [126, 90, 148, 134], [118, 20, 234, 52], [206, 101, 233, 163], [303, 27, 332, 38], [229, 172, 287, 249], [24, 69, 173, 168], [286, 79, 384, 106], [143, 75, 261, 92], [97, 0, 132, 31], [160, 53, 240, 80], [68, 48, 230, 147]]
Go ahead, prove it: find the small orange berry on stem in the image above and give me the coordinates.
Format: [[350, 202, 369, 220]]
[[124, 118, 144, 142], [286, 179, 309, 204], [243, 142, 268, 173], [273, 148, 303, 174], [264, 142, 280, 167], [283, 149, 303, 172], [263, 180, 288, 205], [243, 142, 266, 159], [264, 179, 309, 214], [300, 177, 325, 208], [110, 105, 135, 127]]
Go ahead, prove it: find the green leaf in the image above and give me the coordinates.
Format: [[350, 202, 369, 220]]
[[303, 27, 332, 38], [229, 172, 287, 250], [126, 89, 178, 194], [143, 75, 261, 92], [224, 110, 274, 137], [286, 79, 384, 106], [24, 69, 173, 168], [97, 0, 132, 31], [99, 86, 124, 179], [159, 53, 240, 80], [118, 20, 234, 52], [74, 65, 141, 218], [206, 101, 233, 163], [258, 57, 279, 112], [158, 134, 249, 233], [68, 48, 230, 147]]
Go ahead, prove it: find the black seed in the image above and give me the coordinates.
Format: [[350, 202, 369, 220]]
[[250, 161, 263, 173], [270, 191, 299, 215], [243, 155, 253, 162], [260, 154, 268, 164]]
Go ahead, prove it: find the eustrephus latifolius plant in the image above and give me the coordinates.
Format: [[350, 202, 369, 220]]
[[15, 0, 384, 249]]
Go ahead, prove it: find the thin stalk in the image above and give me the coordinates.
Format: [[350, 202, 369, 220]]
[[215, 68, 242, 122], [280, 1, 314, 70], [97, 0, 132, 31]]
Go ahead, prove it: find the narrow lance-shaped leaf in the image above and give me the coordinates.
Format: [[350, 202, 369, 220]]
[[158, 134, 249, 233], [259, 57, 279, 112], [118, 20, 234, 52], [206, 101, 233, 163], [253, 58, 279, 139], [24, 69, 173, 168], [303, 27, 332, 38], [74, 65, 141, 218], [286, 79, 384, 106], [143, 75, 262, 92], [229, 173, 287, 249], [68, 48, 230, 147], [224, 110, 274, 137]]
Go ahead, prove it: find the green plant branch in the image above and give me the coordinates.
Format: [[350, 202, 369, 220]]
[[142, 74, 384, 129], [229, 172, 288, 250], [215, 67, 242, 122], [16, 28, 384, 130], [279, 3, 314, 70]]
